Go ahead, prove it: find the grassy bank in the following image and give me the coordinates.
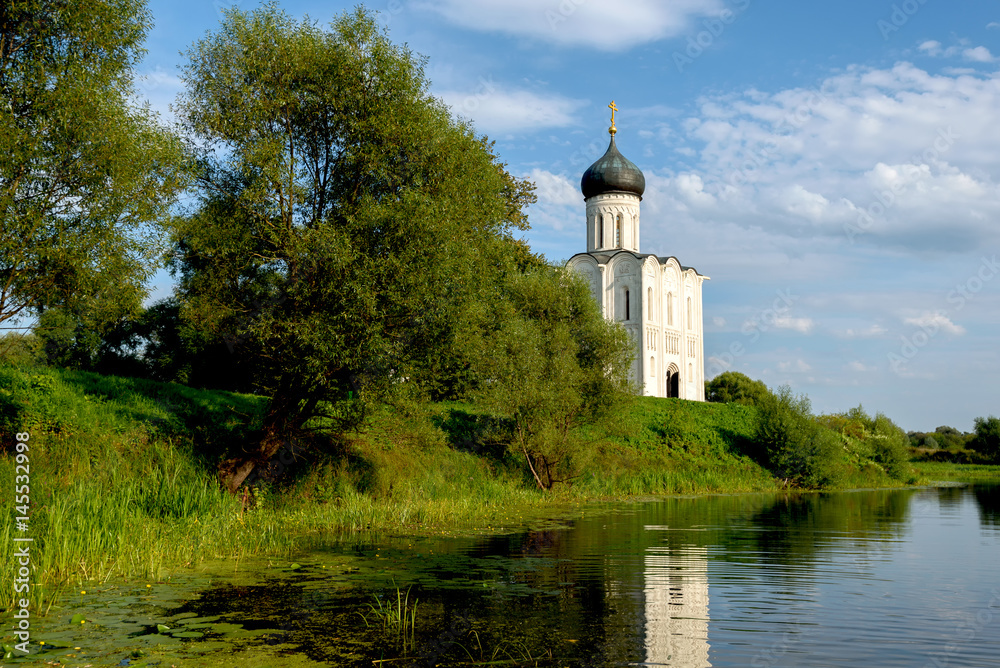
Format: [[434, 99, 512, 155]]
[[0, 364, 918, 613], [910, 460, 1000, 481]]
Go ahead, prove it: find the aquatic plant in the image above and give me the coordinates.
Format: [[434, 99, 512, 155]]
[[360, 582, 419, 651]]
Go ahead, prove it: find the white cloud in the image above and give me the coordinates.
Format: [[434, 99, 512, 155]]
[[712, 316, 726, 327], [134, 67, 184, 120], [963, 46, 996, 62], [902, 312, 966, 335], [524, 169, 583, 232], [637, 61, 1000, 258], [843, 324, 887, 338], [436, 87, 585, 134], [847, 361, 875, 372], [918, 40, 942, 55], [774, 317, 815, 334], [989, 22, 1000, 30], [915, 40, 995, 62], [778, 359, 812, 373], [419, 0, 726, 51], [528, 169, 580, 207]]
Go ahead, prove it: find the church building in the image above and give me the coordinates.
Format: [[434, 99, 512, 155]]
[[566, 103, 708, 400]]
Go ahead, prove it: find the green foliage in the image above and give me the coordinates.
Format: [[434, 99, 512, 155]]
[[907, 424, 975, 460], [969, 416, 1000, 462], [171, 4, 536, 488], [754, 386, 844, 488], [475, 267, 633, 489], [705, 371, 770, 406], [574, 397, 778, 497], [0, 0, 190, 328]]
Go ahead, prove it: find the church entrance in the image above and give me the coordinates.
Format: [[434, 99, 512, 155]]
[[666, 364, 679, 398]]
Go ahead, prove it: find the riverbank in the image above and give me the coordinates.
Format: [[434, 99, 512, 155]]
[[0, 364, 969, 615]]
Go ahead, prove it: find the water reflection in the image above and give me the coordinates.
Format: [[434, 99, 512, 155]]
[[971, 483, 1000, 528], [644, 544, 710, 667], [88, 484, 1000, 667]]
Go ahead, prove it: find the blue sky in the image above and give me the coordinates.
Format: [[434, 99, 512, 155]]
[[139, 0, 1000, 432]]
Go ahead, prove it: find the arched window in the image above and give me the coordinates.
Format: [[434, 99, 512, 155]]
[[647, 287, 653, 320], [687, 297, 692, 325], [624, 287, 630, 321], [616, 214, 622, 248], [649, 357, 655, 376], [688, 362, 693, 378], [666, 292, 673, 326], [596, 215, 602, 247]]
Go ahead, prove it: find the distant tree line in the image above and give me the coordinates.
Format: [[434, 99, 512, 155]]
[[705, 371, 1000, 469], [908, 420, 1000, 463]]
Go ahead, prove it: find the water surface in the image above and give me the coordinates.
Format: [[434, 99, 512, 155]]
[[17, 484, 1000, 666]]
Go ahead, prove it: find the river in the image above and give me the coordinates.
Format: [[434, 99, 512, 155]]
[[16, 483, 1000, 666]]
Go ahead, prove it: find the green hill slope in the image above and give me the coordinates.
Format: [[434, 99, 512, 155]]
[[1, 364, 906, 611]]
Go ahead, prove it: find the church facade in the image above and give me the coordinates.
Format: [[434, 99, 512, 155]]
[[566, 104, 708, 400]]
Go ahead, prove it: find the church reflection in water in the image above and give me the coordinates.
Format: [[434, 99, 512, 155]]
[[642, 533, 711, 667]]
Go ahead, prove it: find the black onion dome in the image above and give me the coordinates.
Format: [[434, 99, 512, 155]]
[[581, 135, 646, 199]]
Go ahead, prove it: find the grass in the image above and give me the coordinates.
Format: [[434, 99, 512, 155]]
[[0, 363, 954, 615], [910, 460, 1000, 481], [361, 582, 419, 653]]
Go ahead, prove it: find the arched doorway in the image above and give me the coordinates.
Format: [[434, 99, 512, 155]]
[[666, 364, 680, 398]]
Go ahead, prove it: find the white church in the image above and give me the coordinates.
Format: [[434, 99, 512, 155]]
[[567, 103, 708, 401]]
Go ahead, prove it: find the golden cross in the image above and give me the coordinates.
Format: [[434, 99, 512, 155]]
[[608, 100, 618, 135]]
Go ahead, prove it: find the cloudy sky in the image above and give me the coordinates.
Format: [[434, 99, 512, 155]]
[[141, 0, 1000, 431]]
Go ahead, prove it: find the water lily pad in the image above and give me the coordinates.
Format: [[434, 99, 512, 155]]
[[70, 613, 86, 625], [289, 562, 302, 570], [156, 623, 171, 633], [170, 630, 204, 638]]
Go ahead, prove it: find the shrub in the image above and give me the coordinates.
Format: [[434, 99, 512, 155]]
[[754, 386, 843, 488], [969, 416, 1000, 462], [705, 371, 770, 407]]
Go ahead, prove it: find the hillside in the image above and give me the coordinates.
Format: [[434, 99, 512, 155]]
[[0, 364, 905, 611]]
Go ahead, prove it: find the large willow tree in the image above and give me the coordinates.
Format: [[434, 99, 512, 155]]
[[0, 0, 188, 331], [172, 5, 535, 490]]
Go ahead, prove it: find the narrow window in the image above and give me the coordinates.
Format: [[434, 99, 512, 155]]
[[687, 297, 692, 325], [650, 357, 655, 376], [666, 293, 673, 326], [647, 287, 653, 320], [624, 288, 630, 321], [616, 214, 622, 247], [599, 215, 604, 247]]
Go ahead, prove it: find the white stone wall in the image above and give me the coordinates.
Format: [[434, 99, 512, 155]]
[[568, 251, 706, 400], [586, 192, 641, 253]]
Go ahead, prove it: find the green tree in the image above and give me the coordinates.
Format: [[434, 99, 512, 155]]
[[705, 371, 770, 406], [969, 416, 1000, 462], [0, 0, 189, 330], [172, 5, 535, 490], [475, 267, 633, 490]]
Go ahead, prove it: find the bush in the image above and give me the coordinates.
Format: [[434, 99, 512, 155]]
[[754, 386, 843, 488], [705, 371, 770, 407], [969, 416, 1000, 462]]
